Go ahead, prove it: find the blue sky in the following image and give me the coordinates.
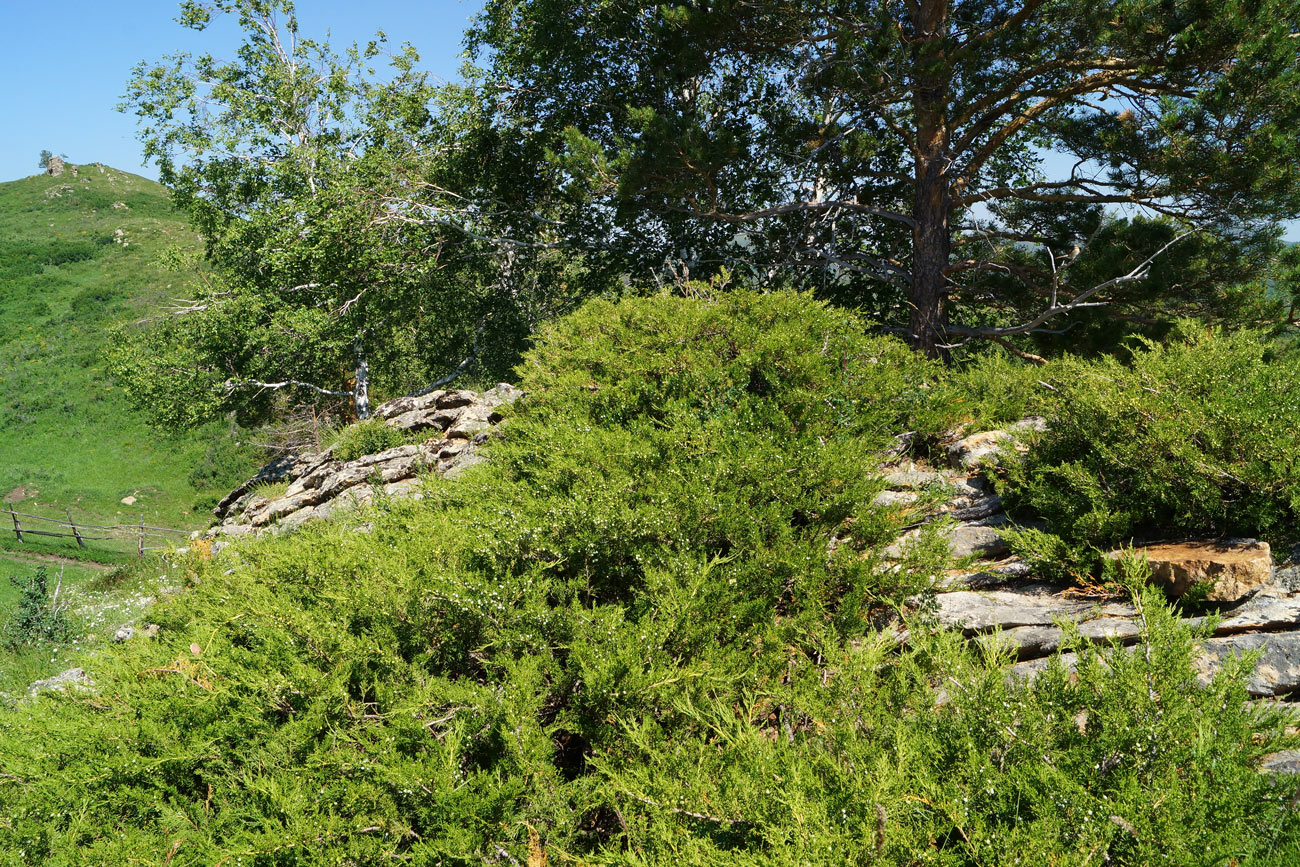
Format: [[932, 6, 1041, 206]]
[[0, 0, 484, 183]]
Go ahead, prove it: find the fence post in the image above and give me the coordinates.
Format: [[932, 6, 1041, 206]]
[[137, 516, 145, 560], [9, 510, 22, 544], [66, 509, 85, 549]]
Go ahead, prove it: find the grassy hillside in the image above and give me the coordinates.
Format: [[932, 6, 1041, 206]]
[[0, 165, 255, 561]]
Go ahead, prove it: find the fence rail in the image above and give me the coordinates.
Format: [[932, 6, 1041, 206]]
[[1, 507, 187, 557]]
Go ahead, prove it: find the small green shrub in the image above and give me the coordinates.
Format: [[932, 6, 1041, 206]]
[[930, 348, 1054, 432], [4, 566, 68, 649], [69, 285, 126, 318], [330, 417, 409, 462], [484, 290, 950, 612], [0, 238, 105, 281], [1002, 526, 1100, 585], [248, 479, 290, 501], [1004, 329, 1300, 548], [186, 428, 258, 491]]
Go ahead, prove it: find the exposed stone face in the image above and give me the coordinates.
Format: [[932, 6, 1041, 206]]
[[945, 523, 1011, 559], [1196, 631, 1300, 697], [436, 389, 478, 409], [447, 414, 492, 439], [884, 515, 1012, 560], [985, 598, 1300, 698], [880, 470, 947, 490], [978, 618, 1141, 661], [28, 667, 93, 697], [929, 586, 1135, 634], [945, 417, 1045, 470], [879, 439, 1019, 562], [872, 490, 919, 509], [206, 383, 522, 539], [373, 390, 445, 420], [1111, 540, 1273, 602], [1261, 750, 1300, 774], [1212, 594, 1300, 634]]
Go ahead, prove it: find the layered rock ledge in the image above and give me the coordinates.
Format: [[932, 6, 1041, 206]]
[[202, 383, 521, 540], [879, 421, 1300, 699]]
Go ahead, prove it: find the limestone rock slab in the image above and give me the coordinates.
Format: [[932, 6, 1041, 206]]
[[373, 390, 445, 420], [983, 617, 1142, 660], [448, 414, 492, 439], [931, 587, 1110, 633], [1260, 750, 1300, 774], [947, 523, 1010, 559], [873, 490, 919, 509], [1197, 631, 1300, 697], [946, 418, 1045, 470], [881, 470, 947, 490], [1113, 540, 1272, 602], [205, 383, 515, 539], [435, 389, 477, 409], [28, 667, 94, 697], [1213, 595, 1300, 634]]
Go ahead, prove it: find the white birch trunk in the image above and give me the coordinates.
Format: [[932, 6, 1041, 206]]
[[353, 340, 371, 420]]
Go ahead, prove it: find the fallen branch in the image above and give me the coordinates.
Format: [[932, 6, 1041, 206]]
[[987, 334, 1047, 365], [624, 792, 752, 826]]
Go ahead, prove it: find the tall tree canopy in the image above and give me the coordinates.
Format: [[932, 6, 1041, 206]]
[[115, 0, 590, 428], [472, 0, 1300, 355]]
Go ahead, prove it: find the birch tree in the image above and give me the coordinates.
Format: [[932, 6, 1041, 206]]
[[115, 0, 550, 427]]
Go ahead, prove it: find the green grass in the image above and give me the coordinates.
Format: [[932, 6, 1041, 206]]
[[0, 165, 258, 558], [0, 553, 152, 694], [0, 535, 139, 566], [0, 557, 102, 616]]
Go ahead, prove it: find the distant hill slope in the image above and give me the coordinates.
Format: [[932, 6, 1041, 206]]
[[0, 164, 254, 558]]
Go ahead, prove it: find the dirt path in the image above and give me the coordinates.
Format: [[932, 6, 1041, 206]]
[[0, 550, 117, 572]]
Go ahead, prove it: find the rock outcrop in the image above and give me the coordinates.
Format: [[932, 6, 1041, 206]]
[[202, 405, 1300, 700], [204, 383, 522, 540], [27, 667, 93, 697], [1107, 540, 1273, 602], [945, 416, 1045, 470], [876, 419, 1300, 699]]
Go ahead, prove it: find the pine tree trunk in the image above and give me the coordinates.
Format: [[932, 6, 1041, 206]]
[[353, 340, 371, 420], [908, 0, 951, 360], [910, 159, 951, 359]]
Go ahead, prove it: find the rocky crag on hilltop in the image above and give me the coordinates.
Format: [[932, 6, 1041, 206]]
[[203, 383, 521, 540]]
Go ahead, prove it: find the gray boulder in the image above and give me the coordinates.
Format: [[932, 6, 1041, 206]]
[[28, 667, 93, 697]]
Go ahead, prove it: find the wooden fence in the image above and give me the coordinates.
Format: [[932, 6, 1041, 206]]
[[1, 508, 187, 558]]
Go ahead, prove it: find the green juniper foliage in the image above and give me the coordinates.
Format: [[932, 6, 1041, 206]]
[[1000, 328, 1300, 557], [0, 293, 1296, 864], [328, 417, 411, 463]]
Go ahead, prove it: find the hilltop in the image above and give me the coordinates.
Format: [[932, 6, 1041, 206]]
[[0, 164, 256, 562], [1, 292, 1298, 864]]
